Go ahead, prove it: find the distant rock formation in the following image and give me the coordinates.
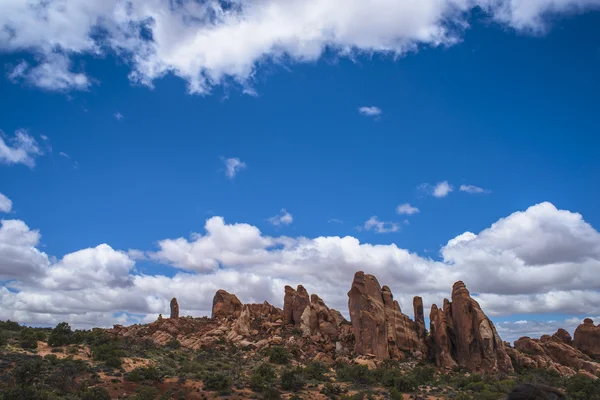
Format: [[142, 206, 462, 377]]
[[507, 331, 600, 377], [428, 281, 513, 373], [574, 318, 600, 359], [348, 271, 427, 360], [109, 270, 600, 378], [170, 298, 179, 319], [212, 290, 243, 319]]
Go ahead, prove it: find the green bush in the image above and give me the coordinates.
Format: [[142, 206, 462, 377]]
[[411, 365, 436, 385], [0, 330, 7, 346], [165, 339, 181, 350], [250, 363, 277, 391], [48, 322, 74, 347], [262, 384, 282, 400], [133, 386, 160, 400], [388, 388, 404, 400], [92, 341, 126, 368], [203, 372, 232, 395], [321, 382, 344, 398], [336, 364, 375, 386], [303, 361, 329, 382], [267, 346, 290, 364], [12, 357, 44, 386], [280, 367, 305, 391], [79, 387, 111, 400], [566, 373, 600, 400], [125, 366, 162, 383], [19, 327, 39, 349]]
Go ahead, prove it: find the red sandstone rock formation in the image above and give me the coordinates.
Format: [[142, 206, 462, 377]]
[[348, 271, 389, 359], [430, 304, 457, 370], [283, 285, 296, 324], [212, 289, 243, 319], [170, 298, 179, 319], [574, 318, 600, 360], [450, 281, 513, 373]]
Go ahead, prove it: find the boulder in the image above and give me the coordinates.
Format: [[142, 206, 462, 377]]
[[170, 298, 179, 319], [553, 329, 572, 345], [574, 319, 600, 360], [348, 271, 389, 359], [313, 352, 335, 367], [212, 290, 243, 319]]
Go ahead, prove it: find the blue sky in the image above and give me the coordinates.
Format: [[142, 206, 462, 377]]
[[1, 1, 600, 342]]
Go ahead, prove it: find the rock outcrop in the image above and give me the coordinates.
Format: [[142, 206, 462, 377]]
[[283, 286, 296, 324], [430, 304, 457, 370], [212, 290, 243, 319], [574, 318, 600, 360], [413, 296, 426, 338], [348, 272, 427, 360], [348, 271, 389, 359], [429, 281, 513, 373], [170, 298, 179, 319]]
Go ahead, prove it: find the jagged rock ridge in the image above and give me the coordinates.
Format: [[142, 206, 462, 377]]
[[109, 271, 600, 377]]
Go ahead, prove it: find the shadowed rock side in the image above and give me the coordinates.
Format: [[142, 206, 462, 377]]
[[211, 289, 243, 319], [429, 281, 513, 373], [348, 272, 427, 360], [170, 297, 179, 319], [574, 318, 600, 359]]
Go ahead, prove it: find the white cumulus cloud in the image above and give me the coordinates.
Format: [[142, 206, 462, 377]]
[[396, 203, 420, 215], [358, 106, 383, 117], [1, 0, 597, 93], [363, 216, 400, 234], [0, 129, 43, 168], [222, 157, 247, 179], [460, 184, 490, 194], [0, 193, 12, 213], [269, 209, 293, 226]]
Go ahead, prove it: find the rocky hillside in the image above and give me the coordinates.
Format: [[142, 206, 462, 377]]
[[111, 271, 600, 379]]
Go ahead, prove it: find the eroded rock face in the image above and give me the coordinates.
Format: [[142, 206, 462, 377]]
[[170, 298, 179, 319], [348, 271, 389, 359], [212, 290, 243, 319], [291, 285, 310, 326], [450, 281, 513, 373], [413, 296, 426, 338], [430, 304, 457, 370], [283, 286, 296, 324], [574, 319, 600, 360], [553, 328, 572, 345]]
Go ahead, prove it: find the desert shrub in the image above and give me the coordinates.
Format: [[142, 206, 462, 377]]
[[454, 394, 473, 400], [165, 339, 181, 350], [203, 372, 232, 395], [250, 363, 277, 391], [303, 361, 329, 382], [262, 384, 282, 399], [0, 330, 7, 346], [12, 357, 44, 386], [92, 342, 126, 368], [336, 364, 375, 386], [411, 365, 436, 385], [280, 367, 305, 391], [267, 346, 290, 364], [565, 373, 600, 400], [47, 358, 88, 392], [19, 327, 39, 349], [48, 322, 74, 347], [388, 388, 404, 400], [125, 366, 162, 383], [391, 374, 418, 392], [133, 386, 160, 400], [321, 382, 344, 398], [79, 387, 111, 400], [0, 320, 22, 331]]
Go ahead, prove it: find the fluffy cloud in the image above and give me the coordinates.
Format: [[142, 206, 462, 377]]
[[459, 184, 490, 194], [420, 181, 454, 198], [222, 157, 247, 179], [363, 216, 400, 233], [0, 129, 43, 167], [0, 193, 12, 213], [358, 106, 383, 117], [269, 209, 293, 226], [396, 203, 420, 215], [1, 201, 600, 342], [1, 0, 598, 92]]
